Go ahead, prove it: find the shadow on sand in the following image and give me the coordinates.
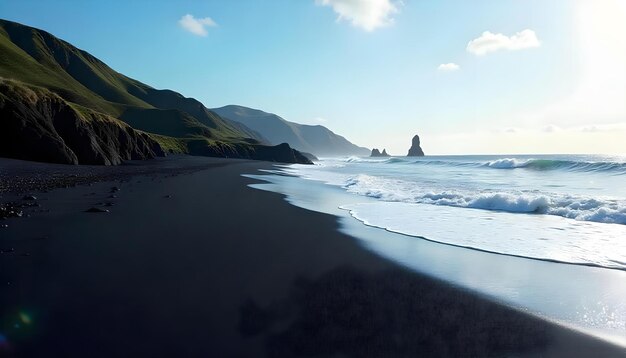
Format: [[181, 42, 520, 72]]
[[240, 266, 552, 357]]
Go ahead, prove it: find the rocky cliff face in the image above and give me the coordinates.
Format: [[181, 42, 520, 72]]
[[186, 141, 312, 164], [0, 20, 313, 165], [407, 135, 425, 157], [370, 148, 390, 157], [0, 80, 164, 165]]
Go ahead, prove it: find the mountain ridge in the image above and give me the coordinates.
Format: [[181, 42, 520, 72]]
[[212, 105, 370, 157], [0, 19, 309, 164]]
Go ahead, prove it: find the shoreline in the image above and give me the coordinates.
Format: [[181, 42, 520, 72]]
[[250, 168, 626, 349], [1, 157, 624, 357], [343, 206, 626, 273]]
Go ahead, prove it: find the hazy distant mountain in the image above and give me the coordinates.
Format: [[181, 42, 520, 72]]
[[212, 105, 370, 157], [0, 19, 309, 164]]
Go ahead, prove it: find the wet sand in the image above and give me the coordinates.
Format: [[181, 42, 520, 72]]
[[0, 157, 624, 357]]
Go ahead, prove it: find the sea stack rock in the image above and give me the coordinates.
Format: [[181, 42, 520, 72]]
[[407, 135, 425, 157], [370, 148, 390, 157]]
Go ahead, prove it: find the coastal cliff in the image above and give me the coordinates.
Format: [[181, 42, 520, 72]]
[[0, 80, 164, 165], [187, 141, 312, 163], [0, 19, 312, 165]]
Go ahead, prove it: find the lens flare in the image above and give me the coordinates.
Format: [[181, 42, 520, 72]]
[[19, 312, 32, 325], [0, 333, 10, 350]]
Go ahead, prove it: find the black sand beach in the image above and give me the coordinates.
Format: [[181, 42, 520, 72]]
[[0, 157, 624, 357]]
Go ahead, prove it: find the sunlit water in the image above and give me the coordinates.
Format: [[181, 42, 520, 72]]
[[244, 154, 626, 346], [282, 155, 626, 270]]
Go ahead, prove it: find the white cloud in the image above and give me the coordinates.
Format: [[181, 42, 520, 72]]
[[315, 0, 400, 32], [579, 123, 626, 133], [314, 117, 328, 123], [179, 14, 217, 36], [581, 126, 599, 133], [438, 63, 460, 71], [542, 124, 561, 133], [467, 29, 541, 56]]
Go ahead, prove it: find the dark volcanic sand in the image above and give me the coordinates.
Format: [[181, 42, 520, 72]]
[[0, 157, 624, 357]]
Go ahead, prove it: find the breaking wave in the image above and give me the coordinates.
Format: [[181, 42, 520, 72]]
[[342, 174, 626, 225], [340, 156, 626, 174], [484, 158, 626, 173]]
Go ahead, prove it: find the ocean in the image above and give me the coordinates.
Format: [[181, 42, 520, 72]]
[[246, 154, 626, 346], [283, 154, 626, 270]]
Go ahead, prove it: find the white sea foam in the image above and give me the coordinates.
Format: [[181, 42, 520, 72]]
[[341, 201, 626, 270], [280, 155, 626, 270], [485, 158, 532, 169], [344, 156, 393, 164], [340, 174, 626, 224], [251, 157, 626, 346]]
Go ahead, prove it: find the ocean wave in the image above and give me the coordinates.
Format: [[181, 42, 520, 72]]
[[345, 156, 364, 163], [384, 158, 406, 164], [485, 158, 532, 169], [481, 158, 626, 173], [410, 160, 481, 167], [343, 157, 414, 165], [341, 156, 626, 174], [344, 156, 391, 163], [342, 174, 626, 225]]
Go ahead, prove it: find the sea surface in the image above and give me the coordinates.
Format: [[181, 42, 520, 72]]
[[282, 154, 626, 271], [246, 154, 626, 346]]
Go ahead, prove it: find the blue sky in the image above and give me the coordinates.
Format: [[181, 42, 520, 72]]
[[2, 0, 625, 154]]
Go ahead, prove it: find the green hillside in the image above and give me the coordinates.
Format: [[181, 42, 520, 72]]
[[0, 19, 304, 163], [0, 78, 163, 165]]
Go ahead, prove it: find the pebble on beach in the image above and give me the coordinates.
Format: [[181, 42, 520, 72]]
[[85, 207, 110, 213]]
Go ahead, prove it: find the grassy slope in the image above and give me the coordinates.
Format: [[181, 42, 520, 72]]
[[0, 78, 121, 128], [0, 19, 268, 156], [0, 77, 163, 164], [0, 26, 122, 115]]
